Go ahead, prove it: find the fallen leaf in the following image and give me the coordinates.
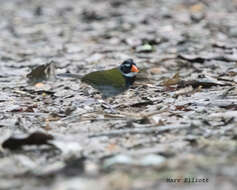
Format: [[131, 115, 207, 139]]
[[177, 79, 226, 89], [27, 61, 56, 84], [175, 86, 194, 96], [106, 143, 119, 152], [35, 82, 45, 88], [190, 3, 204, 13], [135, 43, 154, 53], [148, 67, 167, 75], [175, 104, 192, 111], [2, 131, 54, 150], [163, 73, 180, 86]]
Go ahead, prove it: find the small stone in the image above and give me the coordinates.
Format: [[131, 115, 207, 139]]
[[229, 27, 237, 37], [136, 44, 154, 53]]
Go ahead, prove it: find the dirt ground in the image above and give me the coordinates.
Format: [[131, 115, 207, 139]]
[[0, 0, 237, 189]]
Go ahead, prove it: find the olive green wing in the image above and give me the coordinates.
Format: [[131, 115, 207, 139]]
[[81, 68, 126, 89], [81, 68, 127, 97]]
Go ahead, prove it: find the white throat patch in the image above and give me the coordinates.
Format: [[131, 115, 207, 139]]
[[121, 71, 137, 77]]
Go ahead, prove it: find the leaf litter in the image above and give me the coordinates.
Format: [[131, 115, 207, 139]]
[[0, 0, 237, 190]]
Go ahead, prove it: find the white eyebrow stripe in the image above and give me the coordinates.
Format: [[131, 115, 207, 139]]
[[124, 64, 131, 67]]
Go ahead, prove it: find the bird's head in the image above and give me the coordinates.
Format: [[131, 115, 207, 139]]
[[119, 59, 139, 78]]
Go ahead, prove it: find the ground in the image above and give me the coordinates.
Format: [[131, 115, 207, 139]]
[[0, 0, 237, 189]]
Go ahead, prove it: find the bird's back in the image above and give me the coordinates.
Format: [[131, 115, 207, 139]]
[[81, 68, 127, 97]]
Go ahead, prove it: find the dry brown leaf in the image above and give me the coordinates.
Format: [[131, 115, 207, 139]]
[[35, 82, 44, 88], [163, 73, 180, 86], [106, 143, 119, 152], [190, 3, 204, 13], [148, 67, 167, 75], [175, 86, 193, 96]]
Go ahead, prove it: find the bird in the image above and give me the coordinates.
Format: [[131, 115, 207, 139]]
[[27, 59, 139, 98], [81, 58, 139, 97]]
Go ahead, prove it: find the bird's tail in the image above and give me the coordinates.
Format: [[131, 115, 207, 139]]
[[56, 73, 82, 79]]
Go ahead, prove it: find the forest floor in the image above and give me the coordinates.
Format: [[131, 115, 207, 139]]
[[0, 0, 237, 189]]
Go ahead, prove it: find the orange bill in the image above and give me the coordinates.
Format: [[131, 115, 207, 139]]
[[131, 65, 139, 73]]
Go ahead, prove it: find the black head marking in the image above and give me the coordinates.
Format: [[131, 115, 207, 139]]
[[119, 59, 138, 87], [119, 59, 136, 74]]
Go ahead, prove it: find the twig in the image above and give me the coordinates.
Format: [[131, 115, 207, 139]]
[[88, 124, 190, 138], [0, 112, 49, 116], [117, 107, 170, 120]]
